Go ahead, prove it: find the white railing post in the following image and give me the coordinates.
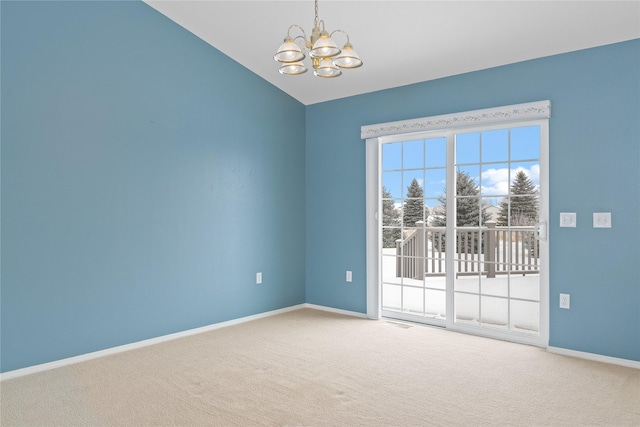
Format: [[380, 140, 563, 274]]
[[395, 238, 402, 278], [415, 221, 425, 279]]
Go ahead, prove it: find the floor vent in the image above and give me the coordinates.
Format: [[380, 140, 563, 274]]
[[385, 321, 413, 329]]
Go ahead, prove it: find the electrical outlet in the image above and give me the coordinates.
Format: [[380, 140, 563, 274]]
[[256, 272, 262, 285], [346, 271, 352, 282], [559, 293, 570, 309]]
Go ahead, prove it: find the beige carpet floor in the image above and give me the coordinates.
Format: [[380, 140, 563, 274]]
[[1, 308, 638, 426]]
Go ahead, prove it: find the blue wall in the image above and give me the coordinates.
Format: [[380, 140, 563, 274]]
[[2, 1, 638, 373], [306, 40, 640, 361], [1, 1, 306, 372]]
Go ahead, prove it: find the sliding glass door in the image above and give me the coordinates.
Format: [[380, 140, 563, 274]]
[[376, 118, 548, 346]]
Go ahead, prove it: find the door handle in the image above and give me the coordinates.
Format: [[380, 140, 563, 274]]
[[535, 221, 547, 241]]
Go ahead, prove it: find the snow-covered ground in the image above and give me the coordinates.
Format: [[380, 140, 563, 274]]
[[381, 249, 540, 334]]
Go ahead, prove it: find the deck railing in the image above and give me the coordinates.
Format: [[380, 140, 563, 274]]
[[395, 220, 539, 279]]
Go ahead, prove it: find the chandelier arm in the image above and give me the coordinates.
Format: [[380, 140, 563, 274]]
[[293, 35, 310, 53], [329, 29, 350, 45], [287, 24, 308, 42]]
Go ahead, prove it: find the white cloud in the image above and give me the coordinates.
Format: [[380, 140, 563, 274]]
[[480, 165, 539, 197]]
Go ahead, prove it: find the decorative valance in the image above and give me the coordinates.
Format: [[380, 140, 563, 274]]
[[361, 100, 551, 139]]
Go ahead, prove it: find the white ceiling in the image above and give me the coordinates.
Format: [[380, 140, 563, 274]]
[[144, 1, 640, 105]]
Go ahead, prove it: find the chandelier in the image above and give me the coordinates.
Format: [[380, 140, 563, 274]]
[[273, 0, 363, 78]]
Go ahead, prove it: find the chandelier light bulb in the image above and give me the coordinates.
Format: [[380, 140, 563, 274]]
[[309, 31, 341, 59], [279, 62, 308, 75], [314, 58, 342, 78], [333, 43, 363, 69], [274, 38, 305, 63]]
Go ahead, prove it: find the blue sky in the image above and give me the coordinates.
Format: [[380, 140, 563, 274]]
[[382, 125, 540, 208]]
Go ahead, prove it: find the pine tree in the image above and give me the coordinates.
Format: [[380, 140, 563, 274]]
[[431, 171, 490, 251], [497, 170, 538, 226], [403, 178, 426, 227], [497, 170, 540, 257], [382, 187, 401, 248]]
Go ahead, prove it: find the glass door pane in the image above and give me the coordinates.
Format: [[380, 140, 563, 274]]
[[381, 136, 447, 324], [453, 125, 542, 337]]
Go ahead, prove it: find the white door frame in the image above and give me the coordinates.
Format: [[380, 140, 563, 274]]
[[363, 101, 551, 347]]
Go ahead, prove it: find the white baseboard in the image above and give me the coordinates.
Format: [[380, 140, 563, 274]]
[[8, 305, 632, 381], [547, 346, 640, 369], [303, 303, 368, 319], [0, 304, 307, 381]]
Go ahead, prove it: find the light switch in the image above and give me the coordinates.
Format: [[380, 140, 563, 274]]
[[560, 212, 576, 227], [593, 212, 611, 228]]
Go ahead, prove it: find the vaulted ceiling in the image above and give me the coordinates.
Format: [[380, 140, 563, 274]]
[[144, 1, 640, 105]]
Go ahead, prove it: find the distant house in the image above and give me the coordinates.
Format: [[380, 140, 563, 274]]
[[484, 205, 500, 222], [427, 204, 500, 225]]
